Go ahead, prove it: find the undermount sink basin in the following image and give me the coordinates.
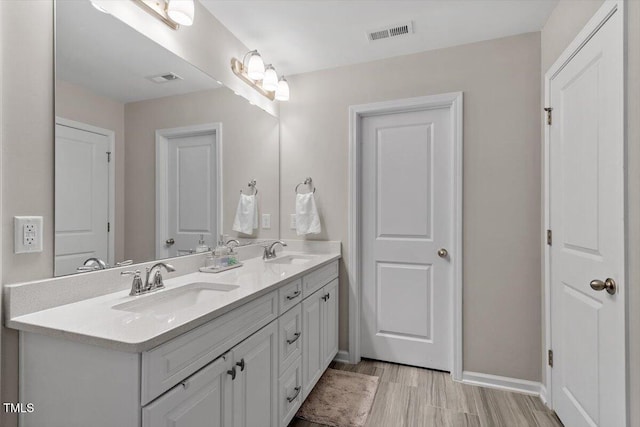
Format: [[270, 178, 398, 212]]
[[266, 254, 316, 265], [112, 282, 239, 315]]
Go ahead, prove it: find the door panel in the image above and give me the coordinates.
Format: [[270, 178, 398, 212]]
[[549, 7, 625, 426], [361, 107, 453, 370], [323, 279, 339, 367], [55, 123, 110, 276], [302, 292, 323, 399], [142, 354, 232, 427], [232, 321, 278, 427], [165, 131, 218, 257]]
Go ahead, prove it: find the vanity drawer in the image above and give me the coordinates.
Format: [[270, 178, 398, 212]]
[[302, 260, 338, 298], [278, 279, 302, 314], [278, 304, 302, 374], [141, 291, 277, 405], [279, 356, 303, 427]]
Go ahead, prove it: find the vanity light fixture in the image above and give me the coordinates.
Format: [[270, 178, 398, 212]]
[[262, 65, 279, 92], [275, 76, 290, 101], [132, 0, 194, 30], [245, 50, 265, 81], [230, 51, 289, 101]]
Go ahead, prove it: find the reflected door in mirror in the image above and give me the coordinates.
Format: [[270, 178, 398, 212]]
[[55, 120, 113, 276], [158, 125, 221, 258]]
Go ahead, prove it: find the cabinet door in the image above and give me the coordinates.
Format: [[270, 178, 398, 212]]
[[142, 354, 233, 427], [231, 321, 278, 427], [322, 279, 339, 367], [302, 290, 324, 399]]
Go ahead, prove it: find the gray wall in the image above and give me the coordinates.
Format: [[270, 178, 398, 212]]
[[279, 32, 543, 381], [1, 2, 54, 426]]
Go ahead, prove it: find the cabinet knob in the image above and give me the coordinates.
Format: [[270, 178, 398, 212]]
[[287, 386, 302, 403], [227, 367, 236, 380], [236, 359, 245, 371], [286, 332, 301, 345]]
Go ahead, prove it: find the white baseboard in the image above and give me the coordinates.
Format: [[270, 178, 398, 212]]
[[539, 384, 549, 406], [461, 371, 542, 397], [333, 350, 351, 364]]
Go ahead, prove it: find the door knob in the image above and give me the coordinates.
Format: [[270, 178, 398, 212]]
[[437, 248, 448, 258], [165, 238, 175, 246], [590, 278, 617, 295]]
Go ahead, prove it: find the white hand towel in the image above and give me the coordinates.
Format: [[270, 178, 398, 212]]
[[295, 192, 321, 236], [232, 194, 258, 234]]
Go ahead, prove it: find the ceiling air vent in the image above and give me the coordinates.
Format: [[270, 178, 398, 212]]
[[367, 21, 414, 42], [147, 72, 183, 84]]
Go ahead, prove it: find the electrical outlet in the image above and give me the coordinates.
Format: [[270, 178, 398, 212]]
[[15, 216, 43, 253], [290, 214, 297, 230], [261, 213, 271, 229]]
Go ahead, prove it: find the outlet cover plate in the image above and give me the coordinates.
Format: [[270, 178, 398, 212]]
[[261, 213, 271, 229], [15, 216, 43, 253]]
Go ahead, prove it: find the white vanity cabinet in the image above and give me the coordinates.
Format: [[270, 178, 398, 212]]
[[143, 321, 279, 427], [302, 278, 339, 399], [18, 258, 340, 427]]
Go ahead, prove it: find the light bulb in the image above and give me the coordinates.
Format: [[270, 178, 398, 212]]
[[246, 52, 265, 81], [262, 65, 279, 92], [167, 0, 194, 26], [275, 76, 290, 101]]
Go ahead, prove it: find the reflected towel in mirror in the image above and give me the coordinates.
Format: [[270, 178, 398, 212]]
[[296, 192, 321, 235], [232, 194, 258, 234]]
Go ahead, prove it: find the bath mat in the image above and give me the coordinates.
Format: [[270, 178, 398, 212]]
[[296, 368, 379, 427]]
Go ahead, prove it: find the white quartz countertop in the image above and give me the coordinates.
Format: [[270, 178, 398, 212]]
[[7, 251, 340, 352]]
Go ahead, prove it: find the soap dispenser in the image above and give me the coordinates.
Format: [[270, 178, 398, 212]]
[[195, 235, 209, 253]]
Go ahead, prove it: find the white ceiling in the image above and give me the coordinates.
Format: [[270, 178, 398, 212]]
[[201, 0, 558, 76], [56, 0, 221, 104]]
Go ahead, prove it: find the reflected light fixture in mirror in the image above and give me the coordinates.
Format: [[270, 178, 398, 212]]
[[231, 50, 289, 102], [132, 0, 194, 30]]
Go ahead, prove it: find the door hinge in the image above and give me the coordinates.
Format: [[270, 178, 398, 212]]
[[548, 349, 554, 367], [107, 222, 111, 233], [107, 152, 111, 162], [544, 107, 553, 125], [546, 229, 552, 246]]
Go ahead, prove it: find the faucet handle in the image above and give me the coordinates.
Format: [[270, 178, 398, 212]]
[[122, 270, 145, 296]]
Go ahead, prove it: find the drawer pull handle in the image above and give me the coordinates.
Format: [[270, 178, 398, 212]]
[[287, 386, 302, 403], [286, 332, 301, 345], [227, 367, 236, 380], [286, 290, 301, 300], [236, 358, 245, 371]]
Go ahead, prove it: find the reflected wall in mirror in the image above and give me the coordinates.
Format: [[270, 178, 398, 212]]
[[55, 0, 279, 277]]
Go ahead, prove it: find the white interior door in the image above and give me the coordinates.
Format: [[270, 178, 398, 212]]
[[159, 127, 219, 257], [549, 6, 625, 426], [360, 106, 454, 370], [55, 121, 111, 276]]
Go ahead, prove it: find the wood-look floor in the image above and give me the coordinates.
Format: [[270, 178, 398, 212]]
[[289, 359, 563, 427]]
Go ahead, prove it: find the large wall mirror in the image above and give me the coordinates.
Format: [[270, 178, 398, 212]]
[[55, 0, 280, 276]]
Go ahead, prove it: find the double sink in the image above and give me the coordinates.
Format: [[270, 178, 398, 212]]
[[112, 254, 315, 317]]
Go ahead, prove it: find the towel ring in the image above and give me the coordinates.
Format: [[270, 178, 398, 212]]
[[295, 177, 316, 194], [241, 179, 258, 196]]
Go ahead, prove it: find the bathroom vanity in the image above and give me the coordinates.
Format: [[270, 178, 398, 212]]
[[5, 245, 340, 427]]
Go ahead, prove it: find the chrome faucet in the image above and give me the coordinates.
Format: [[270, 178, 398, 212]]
[[121, 270, 144, 296], [77, 257, 109, 272], [145, 262, 176, 292], [226, 239, 240, 252], [263, 241, 287, 260]]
